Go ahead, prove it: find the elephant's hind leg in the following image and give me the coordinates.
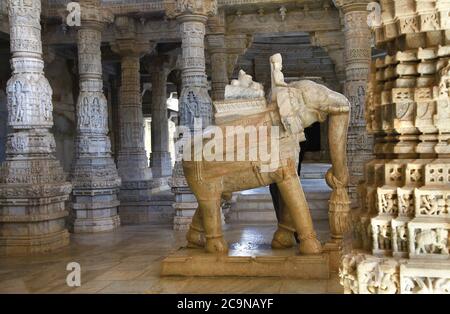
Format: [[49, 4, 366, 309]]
[[186, 209, 206, 248], [271, 187, 296, 249], [277, 173, 322, 255]]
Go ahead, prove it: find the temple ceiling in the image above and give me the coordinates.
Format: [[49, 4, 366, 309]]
[[230, 33, 339, 90]]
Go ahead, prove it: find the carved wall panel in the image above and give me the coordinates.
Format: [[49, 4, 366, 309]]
[[343, 0, 450, 293]]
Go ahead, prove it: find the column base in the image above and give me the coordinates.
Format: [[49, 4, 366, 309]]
[[173, 205, 226, 231], [119, 202, 174, 225], [0, 159, 72, 256], [172, 190, 197, 231], [0, 229, 70, 256], [119, 177, 174, 225], [120, 185, 174, 225], [70, 156, 122, 233], [174, 215, 194, 231], [69, 215, 121, 233], [69, 198, 121, 233]]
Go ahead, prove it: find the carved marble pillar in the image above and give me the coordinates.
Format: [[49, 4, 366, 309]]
[[336, 0, 373, 207], [341, 1, 450, 294], [112, 39, 157, 224], [207, 11, 228, 101], [0, 0, 72, 255], [69, 2, 121, 233], [165, 0, 217, 230], [207, 35, 228, 101], [150, 57, 173, 178]]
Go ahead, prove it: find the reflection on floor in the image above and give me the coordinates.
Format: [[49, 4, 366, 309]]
[[0, 224, 343, 294]]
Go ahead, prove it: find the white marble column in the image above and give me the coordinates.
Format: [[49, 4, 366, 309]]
[[151, 57, 172, 178], [335, 0, 373, 207], [113, 39, 156, 224], [165, 0, 217, 230], [0, 0, 72, 255], [69, 1, 121, 232]]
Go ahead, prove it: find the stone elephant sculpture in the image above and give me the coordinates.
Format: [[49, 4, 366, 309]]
[[182, 54, 351, 255]]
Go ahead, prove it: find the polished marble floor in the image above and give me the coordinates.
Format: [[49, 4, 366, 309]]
[[0, 223, 343, 294]]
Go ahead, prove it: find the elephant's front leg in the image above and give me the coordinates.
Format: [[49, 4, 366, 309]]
[[186, 208, 206, 248], [198, 194, 228, 254], [277, 170, 322, 255]]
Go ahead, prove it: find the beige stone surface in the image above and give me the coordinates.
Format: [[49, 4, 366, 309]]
[[0, 224, 342, 294]]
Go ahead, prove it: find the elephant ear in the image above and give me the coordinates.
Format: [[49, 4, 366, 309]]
[[275, 87, 305, 137]]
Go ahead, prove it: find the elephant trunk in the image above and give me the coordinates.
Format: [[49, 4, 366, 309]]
[[326, 101, 351, 241]]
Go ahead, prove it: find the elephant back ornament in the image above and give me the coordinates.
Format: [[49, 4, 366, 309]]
[[182, 53, 351, 254]]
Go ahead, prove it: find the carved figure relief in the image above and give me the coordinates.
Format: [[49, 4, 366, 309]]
[[415, 229, 449, 255], [398, 192, 414, 216], [403, 277, 450, 294], [396, 225, 408, 252], [379, 193, 397, 215]]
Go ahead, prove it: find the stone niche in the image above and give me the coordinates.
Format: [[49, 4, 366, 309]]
[[342, 0, 450, 294]]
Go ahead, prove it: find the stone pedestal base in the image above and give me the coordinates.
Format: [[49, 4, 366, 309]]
[[323, 241, 343, 273], [161, 246, 330, 279]]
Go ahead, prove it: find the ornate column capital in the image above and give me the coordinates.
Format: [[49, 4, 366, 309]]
[[146, 54, 178, 75], [111, 39, 155, 58], [207, 7, 225, 34], [112, 16, 155, 58], [79, 0, 114, 30], [206, 33, 226, 54], [164, 0, 218, 19], [334, 0, 372, 13], [311, 31, 345, 51]]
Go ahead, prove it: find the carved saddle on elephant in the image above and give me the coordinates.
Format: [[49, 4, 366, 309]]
[[211, 95, 304, 175]]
